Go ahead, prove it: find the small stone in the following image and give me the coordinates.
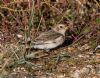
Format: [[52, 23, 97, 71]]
[[17, 34, 23, 38], [95, 45, 100, 51], [56, 73, 66, 78]]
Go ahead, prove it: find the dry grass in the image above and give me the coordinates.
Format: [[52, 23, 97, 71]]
[[0, 0, 100, 78]]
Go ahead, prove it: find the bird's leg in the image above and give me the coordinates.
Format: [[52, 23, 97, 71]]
[[45, 49, 50, 52], [43, 49, 50, 55]]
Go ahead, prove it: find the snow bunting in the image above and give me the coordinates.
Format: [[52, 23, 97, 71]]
[[31, 24, 69, 51]]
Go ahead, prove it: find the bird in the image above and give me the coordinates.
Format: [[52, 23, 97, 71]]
[[30, 24, 69, 51]]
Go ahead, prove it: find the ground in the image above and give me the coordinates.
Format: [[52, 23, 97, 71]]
[[0, 0, 100, 78]]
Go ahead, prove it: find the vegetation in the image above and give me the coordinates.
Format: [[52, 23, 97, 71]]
[[0, 0, 100, 78]]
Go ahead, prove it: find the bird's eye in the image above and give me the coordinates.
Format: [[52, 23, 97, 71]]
[[60, 26, 63, 28]]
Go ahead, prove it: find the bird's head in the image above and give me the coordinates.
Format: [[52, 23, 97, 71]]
[[53, 24, 69, 35]]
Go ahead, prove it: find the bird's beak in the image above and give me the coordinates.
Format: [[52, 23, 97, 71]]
[[65, 26, 69, 30]]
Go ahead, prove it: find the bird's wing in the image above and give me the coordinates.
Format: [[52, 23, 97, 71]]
[[33, 30, 63, 44]]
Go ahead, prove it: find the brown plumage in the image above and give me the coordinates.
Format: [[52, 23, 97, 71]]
[[31, 24, 69, 51]]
